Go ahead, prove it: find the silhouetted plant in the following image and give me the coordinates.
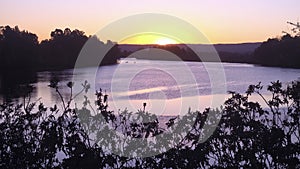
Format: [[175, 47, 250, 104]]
[[206, 80, 300, 168], [0, 80, 299, 168]]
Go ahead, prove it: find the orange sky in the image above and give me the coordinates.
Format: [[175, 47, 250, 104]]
[[1, 0, 300, 44]]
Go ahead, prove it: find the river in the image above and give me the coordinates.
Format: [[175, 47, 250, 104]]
[[0, 60, 299, 116]]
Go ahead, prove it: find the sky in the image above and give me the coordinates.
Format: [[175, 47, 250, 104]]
[[1, 0, 300, 44]]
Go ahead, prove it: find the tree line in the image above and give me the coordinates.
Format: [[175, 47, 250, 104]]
[[0, 26, 121, 71], [1, 25, 300, 70], [253, 34, 300, 68]]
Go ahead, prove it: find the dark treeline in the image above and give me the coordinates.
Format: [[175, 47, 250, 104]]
[[253, 34, 300, 68], [0, 26, 39, 70], [1, 25, 300, 70], [0, 26, 121, 71]]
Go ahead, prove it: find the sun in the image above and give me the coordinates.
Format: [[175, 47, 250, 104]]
[[154, 37, 177, 45], [119, 34, 179, 45]]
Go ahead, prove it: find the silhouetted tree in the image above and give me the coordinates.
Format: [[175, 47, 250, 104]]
[[0, 26, 38, 70], [39, 28, 122, 70], [39, 28, 89, 69], [254, 34, 300, 68], [0, 26, 122, 71]]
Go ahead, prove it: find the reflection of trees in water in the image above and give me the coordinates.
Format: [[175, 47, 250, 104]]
[[0, 70, 74, 102], [0, 71, 37, 101]]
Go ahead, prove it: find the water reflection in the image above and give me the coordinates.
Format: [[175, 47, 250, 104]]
[[0, 70, 75, 103], [0, 71, 38, 102], [1, 61, 300, 114]]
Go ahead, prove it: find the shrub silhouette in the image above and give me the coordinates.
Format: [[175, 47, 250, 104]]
[[0, 80, 299, 168]]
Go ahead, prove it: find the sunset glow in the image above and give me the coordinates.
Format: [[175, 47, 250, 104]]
[[1, 0, 300, 43], [120, 34, 179, 45], [154, 38, 177, 45]]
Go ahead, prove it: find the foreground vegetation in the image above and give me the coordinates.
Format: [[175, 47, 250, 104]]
[[0, 80, 299, 168]]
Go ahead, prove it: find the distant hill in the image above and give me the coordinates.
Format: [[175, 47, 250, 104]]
[[212, 43, 261, 54], [119, 43, 261, 64], [119, 42, 261, 55]]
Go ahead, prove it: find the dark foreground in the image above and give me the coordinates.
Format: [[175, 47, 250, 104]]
[[0, 79, 299, 168]]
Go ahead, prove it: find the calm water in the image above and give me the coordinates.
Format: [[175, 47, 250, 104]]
[[1, 60, 299, 115]]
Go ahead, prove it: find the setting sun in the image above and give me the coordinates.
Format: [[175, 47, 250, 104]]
[[154, 38, 177, 45], [120, 34, 179, 45]]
